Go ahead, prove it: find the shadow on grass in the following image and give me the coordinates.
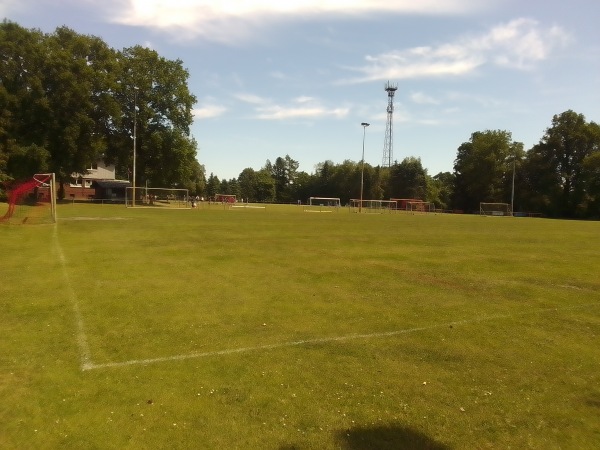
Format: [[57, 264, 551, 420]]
[[335, 424, 451, 450]]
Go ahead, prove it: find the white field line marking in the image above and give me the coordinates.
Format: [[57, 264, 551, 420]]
[[52, 225, 93, 370], [83, 302, 598, 371]]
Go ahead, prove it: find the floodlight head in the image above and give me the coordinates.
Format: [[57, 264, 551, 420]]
[[361, 122, 370, 127]]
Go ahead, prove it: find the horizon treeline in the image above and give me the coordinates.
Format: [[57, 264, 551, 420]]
[[208, 110, 600, 219]]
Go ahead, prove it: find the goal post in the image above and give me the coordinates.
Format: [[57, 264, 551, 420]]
[[1, 173, 56, 224], [407, 201, 433, 214], [214, 194, 237, 204], [349, 199, 397, 213], [125, 187, 190, 209], [304, 197, 341, 212], [480, 202, 512, 216]]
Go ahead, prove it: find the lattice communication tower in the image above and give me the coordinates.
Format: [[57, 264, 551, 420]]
[[382, 81, 398, 168]]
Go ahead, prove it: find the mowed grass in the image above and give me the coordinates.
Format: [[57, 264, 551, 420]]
[[1, 202, 599, 449]]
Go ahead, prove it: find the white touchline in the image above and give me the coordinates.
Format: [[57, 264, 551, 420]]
[[82, 302, 598, 371], [53, 225, 93, 370]]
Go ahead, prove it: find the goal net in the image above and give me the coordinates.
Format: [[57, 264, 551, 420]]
[[125, 187, 190, 209], [1, 173, 57, 224], [214, 194, 237, 204], [349, 199, 397, 213], [480, 202, 512, 216], [304, 197, 341, 212], [407, 201, 433, 214]]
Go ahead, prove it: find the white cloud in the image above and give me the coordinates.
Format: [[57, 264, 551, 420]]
[[101, 0, 491, 44], [193, 104, 227, 119], [256, 105, 349, 120], [253, 96, 349, 120], [234, 93, 269, 105], [341, 18, 571, 83]]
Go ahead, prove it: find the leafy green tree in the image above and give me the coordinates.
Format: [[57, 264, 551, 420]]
[[581, 151, 600, 217], [255, 169, 275, 203], [370, 166, 389, 201], [186, 159, 206, 197], [6, 144, 50, 180], [453, 130, 523, 212], [271, 154, 300, 203], [0, 21, 48, 169], [116, 45, 197, 188], [238, 168, 258, 202], [43, 27, 122, 197], [0, 22, 199, 197], [524, 111, 600, 217], [428, 172, 455, 210], [206, 173, 220, 198], [315, 160, 335, 198], [227, 178, 241, 199], [389, 157, 428, 200], [329, 159, 360, 204], [290, 171, 313, 204]]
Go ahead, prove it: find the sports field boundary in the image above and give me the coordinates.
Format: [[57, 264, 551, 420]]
[[79, 301, 598, 372]]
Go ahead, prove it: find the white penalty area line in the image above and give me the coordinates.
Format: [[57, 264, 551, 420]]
[[82, 301, 598, 371]]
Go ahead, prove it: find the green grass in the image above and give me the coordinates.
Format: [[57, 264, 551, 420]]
[[1, 202, 599, 449]]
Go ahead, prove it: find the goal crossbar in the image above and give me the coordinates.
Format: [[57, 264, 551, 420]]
[[480, 202, 512, 216], [125, 187, 190, 209]]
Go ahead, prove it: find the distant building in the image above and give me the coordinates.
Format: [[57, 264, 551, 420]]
[[65, 161, 130, 200]]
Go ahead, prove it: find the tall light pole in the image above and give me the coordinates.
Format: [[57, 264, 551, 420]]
[[359, 122, 370, 213], [132, 86, 139, 207], [511, 154, 516, 216]]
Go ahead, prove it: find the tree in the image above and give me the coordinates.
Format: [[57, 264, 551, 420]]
[[186, 159, 206, 197], [428, 172, 455, 210], [581, 151, 600, 217], [289, 171, 313, 204], [206, 173, 220, 198], [271, 154, 299, 203], [524, 111, 600, 217], [6, 144, 50, 180], [453, 130, 524, 212], [0, 20, 49, 176], [43, 27, 122, 197], [238, 168, 258, 202], [315, 160, 335, 198], [255, 169, 275, 203], [389, 157, 428, 200], [116, 45, 197, 189], [329, 159, 360, 204]]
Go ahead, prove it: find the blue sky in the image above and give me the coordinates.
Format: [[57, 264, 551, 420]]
[[3, 0, 599, 180]]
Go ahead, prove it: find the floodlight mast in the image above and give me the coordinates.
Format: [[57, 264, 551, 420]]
[[132, 86, 139, 207], [382, 81, 398, 168], [511, 154, 516, 216], [360, 122, 370, 213]]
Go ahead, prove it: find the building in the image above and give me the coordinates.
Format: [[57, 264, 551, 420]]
[[65, 162, 130, 201]]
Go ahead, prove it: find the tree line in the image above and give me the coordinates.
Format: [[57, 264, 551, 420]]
[[0, 20, 204, 198], [2, 22, 599, 218], [208, 110, 600, 218]]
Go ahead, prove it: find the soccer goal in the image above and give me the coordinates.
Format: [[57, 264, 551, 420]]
[[304, 197, 341, 212], [125, 187, 190, 209], [1, 173, 57, 224], [407, 201, 434, 214], [214, 194, 236, 204], [480, 202, 512, 216], [349, 199, 397, 213]]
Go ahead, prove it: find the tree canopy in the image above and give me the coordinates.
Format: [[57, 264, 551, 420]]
[[0, 20, 199, 197]]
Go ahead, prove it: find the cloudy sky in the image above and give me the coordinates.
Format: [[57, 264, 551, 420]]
[[3, 0, 599, 180]]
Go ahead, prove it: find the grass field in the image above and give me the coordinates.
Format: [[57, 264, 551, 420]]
[[1, 202, 599, 449]]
